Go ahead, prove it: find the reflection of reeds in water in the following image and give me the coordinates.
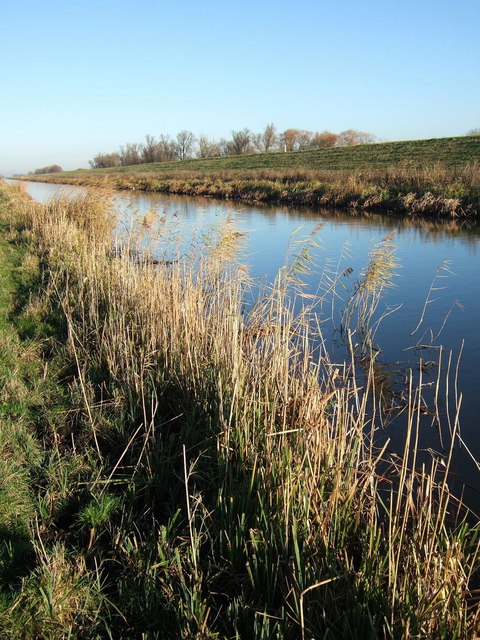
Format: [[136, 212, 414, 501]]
[[2, 181, 479, 638], [341, 230, 399, 357]]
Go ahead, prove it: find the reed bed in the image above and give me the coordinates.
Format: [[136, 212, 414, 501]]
[[24, 162, 480, 218], [1, 181, 479, 638]]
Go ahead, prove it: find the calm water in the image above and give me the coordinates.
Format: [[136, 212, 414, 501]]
[[17, 180, 480, 512]]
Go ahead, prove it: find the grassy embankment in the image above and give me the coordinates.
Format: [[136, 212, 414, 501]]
[[25, 135, 480, 217], [1, 180, 480, 638]]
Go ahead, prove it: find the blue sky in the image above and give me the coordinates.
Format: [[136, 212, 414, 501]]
[[1, 0, 479, 175]]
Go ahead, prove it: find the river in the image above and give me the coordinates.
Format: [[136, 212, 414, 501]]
[[15, 179, 480, 512]]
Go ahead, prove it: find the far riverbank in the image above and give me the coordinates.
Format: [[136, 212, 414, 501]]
[[19, 135, 480, 218]]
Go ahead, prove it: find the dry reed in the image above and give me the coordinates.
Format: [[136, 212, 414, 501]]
[[1, 180, 479, 638]]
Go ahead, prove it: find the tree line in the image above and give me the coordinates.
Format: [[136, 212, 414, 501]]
[[89, 125, 377, 168], [30, 164, 64, 175]]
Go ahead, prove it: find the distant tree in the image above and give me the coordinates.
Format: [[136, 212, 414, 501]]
[[142, 134, 159, 163], [196, 135, 222, 158], [310, 131, 338, 148], [147, 134, 176, 162], [225, 128, 253, 155], [296, 130, 314, 150], [89, 153, 120, 169], [466, 128, 480, 136], [280, 128, 300, 152], [252, 123, 279, 152], [174, 130, 196, 161], [87, 123, 362, 170], [119, 142, 143, 166], [280, 129, 317, 152], [33, 164, 63, 174], [218, 138, 231, 156], [336, 129, 376, 146]]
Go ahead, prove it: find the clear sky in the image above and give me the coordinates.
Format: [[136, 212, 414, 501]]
[[1, 0, 479, 175]]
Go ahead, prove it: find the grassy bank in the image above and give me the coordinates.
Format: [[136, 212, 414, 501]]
[[23, 135, 480, 217], [0, 185, 73, 635], [1, 180, 480, 638]]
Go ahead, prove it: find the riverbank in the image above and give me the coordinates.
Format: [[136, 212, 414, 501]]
[[22, 135, 480, 218], [1, 180, 479, 638]]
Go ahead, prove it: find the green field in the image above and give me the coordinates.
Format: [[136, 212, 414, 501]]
[[65, 134, 480, 174]]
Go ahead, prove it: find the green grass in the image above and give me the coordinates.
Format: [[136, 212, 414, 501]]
[[0, 185, 101, 637], [50, 135, 480, 175], [0, 197, 43, 609]]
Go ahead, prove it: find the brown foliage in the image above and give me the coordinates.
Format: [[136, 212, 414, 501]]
[[33, 164, 63, 174]]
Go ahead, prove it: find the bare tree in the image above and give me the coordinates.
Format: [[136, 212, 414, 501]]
[[89, 153, 121, 169], [337, 129, 376, 146], [263, 123, 279, 151], [253, 123, 278, 152], [280, 128, 316, 151], [119, 142, 143, 166], [33, 164, 64, 174], [466, 128, 480, 136], [296, 130, 314, 150], [218, 138, 230, 156], [197, 135, 222, 158], [142, 134, 159, 163], [225, 128, 253, 155], [174, 130, 196, 161], [152, 135, 177, 162]]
